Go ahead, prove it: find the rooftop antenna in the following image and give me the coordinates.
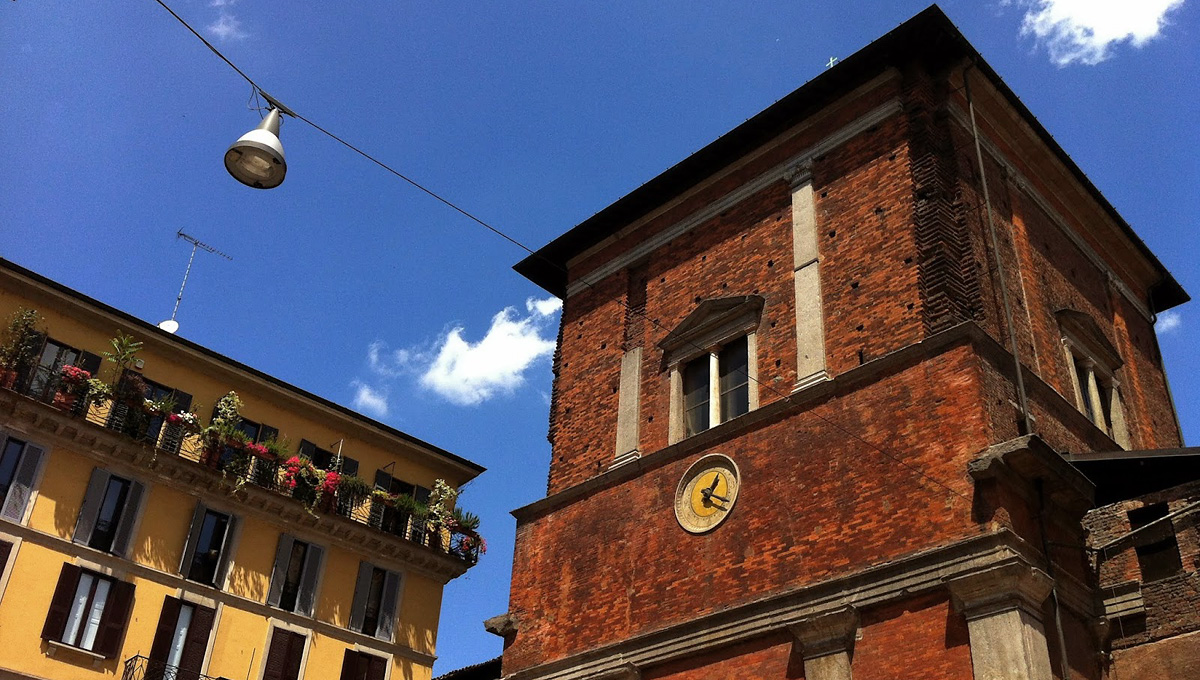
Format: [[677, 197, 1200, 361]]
[[158, 230, 232, 334]]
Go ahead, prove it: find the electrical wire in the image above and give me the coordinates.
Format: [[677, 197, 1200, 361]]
[[149, 0, 973, 504]]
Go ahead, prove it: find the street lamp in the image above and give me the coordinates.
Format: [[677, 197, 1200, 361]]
[[225, 107, 286, 189]]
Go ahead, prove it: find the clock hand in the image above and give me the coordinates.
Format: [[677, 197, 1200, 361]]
[[706, 473, 721, 494], [706, 493, 730, 503]]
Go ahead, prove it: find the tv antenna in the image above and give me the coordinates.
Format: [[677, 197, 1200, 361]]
[[158, 230, 233, 334]]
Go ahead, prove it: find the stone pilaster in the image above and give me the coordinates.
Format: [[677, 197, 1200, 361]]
[[789, 607, 858, 680], [947, 563, 1054, 680]]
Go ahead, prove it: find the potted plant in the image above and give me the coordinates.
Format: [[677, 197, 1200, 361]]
[[0, 308, 44, 389], [53, 364, 91, 411], [335, 474, 373, 518]]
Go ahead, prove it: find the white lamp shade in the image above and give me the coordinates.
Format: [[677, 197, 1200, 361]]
[[225, 108, 286, 189]]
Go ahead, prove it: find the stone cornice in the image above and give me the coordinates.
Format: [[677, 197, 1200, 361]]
[[789, 607, 859, 659], [501, 531, 1052, 680], [0, 389, 472, 583]]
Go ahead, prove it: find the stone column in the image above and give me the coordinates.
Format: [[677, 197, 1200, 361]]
[[947, 563, 1054, 680], [1107, 381, 1131, 449], [789, 163, 828, 390], [789, 607, 858, 680]]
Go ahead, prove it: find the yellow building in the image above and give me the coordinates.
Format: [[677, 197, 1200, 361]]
[[0, 259, 485, 680]]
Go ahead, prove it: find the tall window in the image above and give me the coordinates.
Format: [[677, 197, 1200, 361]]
[[180, 503, 236, 588], [41, 564, 135, 657], [341, 650, 388, 680], [680, 336, 750, 438], [262, 627, 307, 680], [660, 296, 762, 444], [1058, 310, 1130, 447], [0, 432, 46, 523], [148, 596, 216, 676], [1128, 503, 1182, 582], [73, 468, 145, 557], [267, 534, 325, 616], [349, 561, 401, 641]]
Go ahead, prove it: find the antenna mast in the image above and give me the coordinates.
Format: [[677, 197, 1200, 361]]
[[159, 230, 232, 334]]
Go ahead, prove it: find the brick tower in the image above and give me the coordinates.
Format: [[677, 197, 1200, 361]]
[[489, 7, 1190, 680]]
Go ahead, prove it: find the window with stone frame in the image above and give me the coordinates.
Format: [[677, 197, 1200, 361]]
[[660, 296, 762, 443], [1127, 503, 1183, 582], [1057, 310, 1131, 448], [40, 564, 135, 657]]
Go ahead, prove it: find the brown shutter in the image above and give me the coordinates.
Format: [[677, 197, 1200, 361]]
[[95, 578, 136, 658], [41, 563, 83, 641], [283, 630, 305, 680], [111, 479, 146, 557], [262, 627, 292, 680], [367, 653, 387, 680], [72, 468, 110, 545], [179, 603, 216, 674], [1, 442, 45, 522], [339, 649, 362, 680], [148, 595, 182, 662]]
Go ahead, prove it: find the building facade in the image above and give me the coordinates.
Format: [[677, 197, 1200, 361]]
[[492, 7, 1191, 680], [0, 259, 484, 680]]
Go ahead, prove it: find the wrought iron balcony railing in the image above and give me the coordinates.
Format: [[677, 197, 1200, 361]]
[[3, 371, 481, 565], [122, 655, 228, 680]]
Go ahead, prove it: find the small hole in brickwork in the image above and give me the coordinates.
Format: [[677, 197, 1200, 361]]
[[600, 342, 606, 350], [770, 321, 777, 328], [904, 257, 912, 264], [612, 386, 618, 393], [874, 207, 885, 215], [565, 407, 572, 414], [829, 230, 836, 238], [701, 255, 707, 262], [695, 296, 702, 303], [858, 350, 865, 364], [867, 124, 878, 133], [856, 324, 864, 331], [775, 359, 781, 368], [889, 153, 896, 161], [647, 416, 654, 423], [722, 282, 728, 289], [767, 260, 775, 268], [907, 303, 914, 310], [660, 277, 666, 283], [821, 191, 828, 198], [851, 281, 859, 289]]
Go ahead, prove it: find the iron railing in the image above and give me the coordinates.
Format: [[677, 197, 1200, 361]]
[[121, 655, 229, 680], [4, 372, 481, 565]]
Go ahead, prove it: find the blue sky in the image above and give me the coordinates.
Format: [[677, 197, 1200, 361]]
[[2, 0, 1196, 673]]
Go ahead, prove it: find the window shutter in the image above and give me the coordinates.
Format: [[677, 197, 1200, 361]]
[[266, 534, 295, 608], [376, 570, 401, 641], [111, 479, 145, 557], [341, 456, 359, 477], [179, 503, 206, 576], [373, 470, 391, 491], [260, 425, 279, 444], [296, 543, 324, 617], [214, 514, 238, 588], [367, 653, 387, 680], [348, 561, 373, 633], [262, 627, 291, 680], [1, 442, 45, 522], [284, 630, 306, 679], [95, 578, 135, 658], [148, 595, 183, 662], [76, 351, 102, 377], [72, 468, 111, 545], [41, 563, 83, 641], [298, 440, 316, 461], [339, 649, 362, 680], [179, 602, 216, 674]]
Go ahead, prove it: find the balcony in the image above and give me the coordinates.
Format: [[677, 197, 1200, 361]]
[[122, 655, 228, 680], [1, 367, 482, 568]]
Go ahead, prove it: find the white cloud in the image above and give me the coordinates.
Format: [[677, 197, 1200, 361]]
[[210, 0, 236, 6], [351, 381, 389, 418], [363, 296, 561, 407], [1157, 310, 1182, 333], [207, 12, 248, 41], [1016, 0, 1186, 66]]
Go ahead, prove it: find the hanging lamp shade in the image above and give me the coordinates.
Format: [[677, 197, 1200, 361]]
[[225, 108, 286, 189]]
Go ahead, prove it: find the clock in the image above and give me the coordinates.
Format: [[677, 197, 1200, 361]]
[[674, 454, 740, 534]]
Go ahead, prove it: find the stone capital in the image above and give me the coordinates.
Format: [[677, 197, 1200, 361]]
[[786, 159, 815, 187], [591, 663, 640, 680], [789, 606, 859, 659], [484, 612, 519, 638], [946, 563, 1052, 621]]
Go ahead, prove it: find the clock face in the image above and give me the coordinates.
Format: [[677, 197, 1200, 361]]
[[674, 454, 740, 534]]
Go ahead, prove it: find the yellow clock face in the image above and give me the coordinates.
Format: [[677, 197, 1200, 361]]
[[674, 454, 740, 534]]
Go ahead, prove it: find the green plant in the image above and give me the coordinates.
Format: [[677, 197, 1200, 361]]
[[452, 507, 481, 533], [337, 474, 373, 501], [85, 378, 112, 404], [427, 479, 458, 528], [103, 332, 143, 375], [261, 437, 291, 461], [0, 308, 44, 374]]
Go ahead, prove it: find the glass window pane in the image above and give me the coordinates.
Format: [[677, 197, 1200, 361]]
[[89, 476, 131, 553], [79, 578, 110, 650], [63, 573, 94, 645], [189, 511, 230, 585], [682, 356, 710, 436], [167, 603, 194, 668], [0, 438, 26, 498], [361, 568, 386, 636], [718, 338, 749, 422], [280, 541, 309, 613]]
